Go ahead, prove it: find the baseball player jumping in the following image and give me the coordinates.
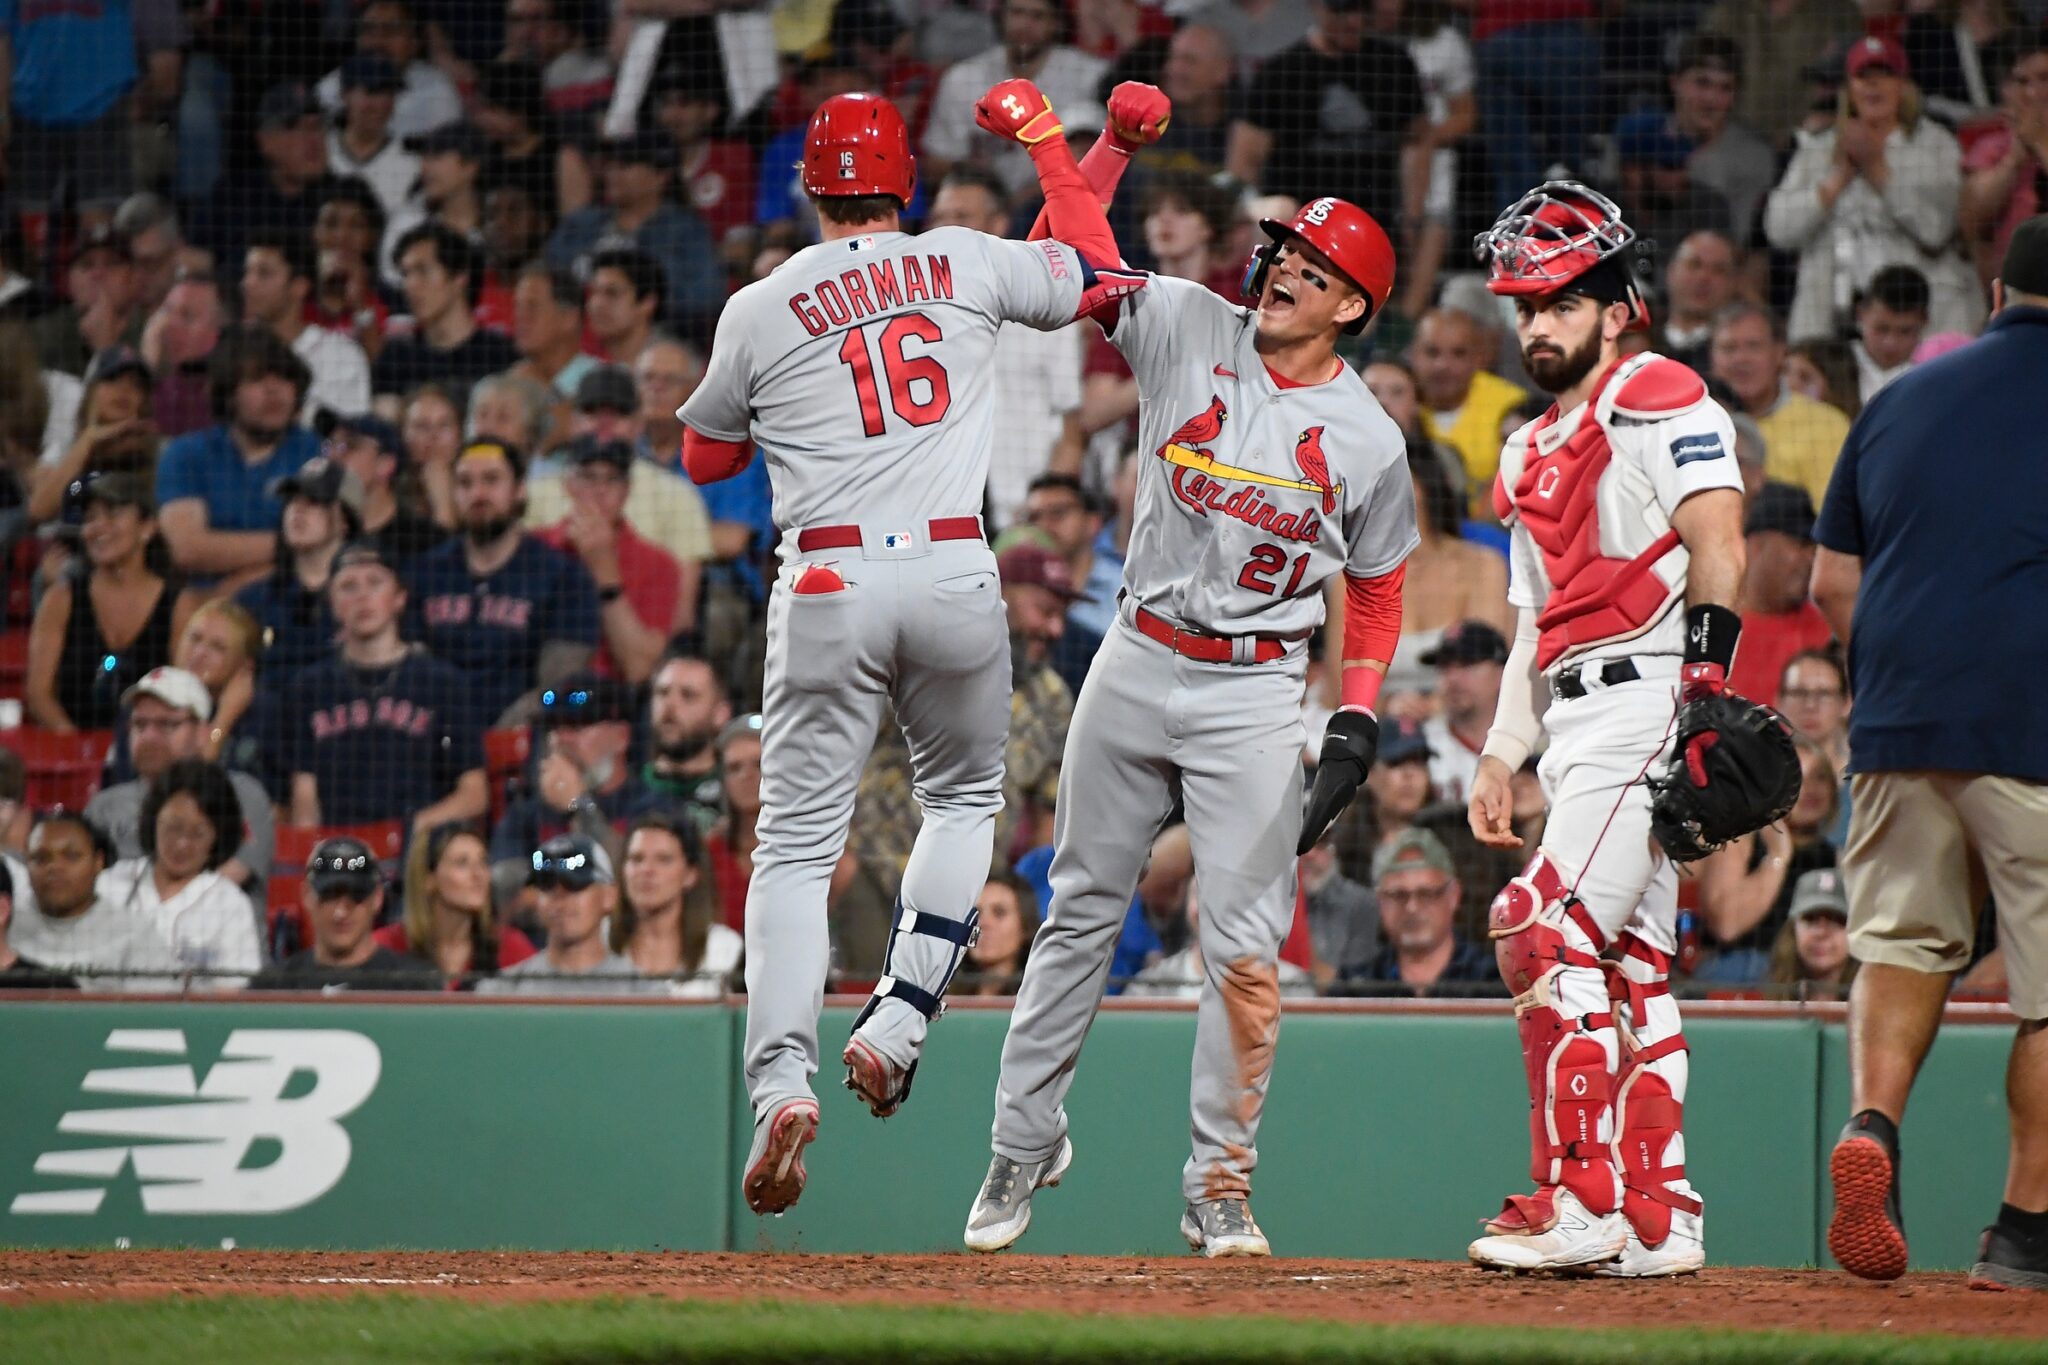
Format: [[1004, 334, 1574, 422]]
[[1462, 182, 1754, 1277], [679, 90, 1147, 1216], [963, 89, 1419, 1257]]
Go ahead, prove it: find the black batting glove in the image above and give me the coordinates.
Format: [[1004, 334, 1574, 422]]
[[1297, 709, 1379, 855]]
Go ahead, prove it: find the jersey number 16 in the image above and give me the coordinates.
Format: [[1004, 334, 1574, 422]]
[[838, 314, 953, 438]]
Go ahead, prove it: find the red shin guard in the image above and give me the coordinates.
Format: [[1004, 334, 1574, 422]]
[[1607, 933, 1702, 1247]]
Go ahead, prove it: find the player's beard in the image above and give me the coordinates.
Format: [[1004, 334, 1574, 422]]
[[1522, 325, 1604, 395]]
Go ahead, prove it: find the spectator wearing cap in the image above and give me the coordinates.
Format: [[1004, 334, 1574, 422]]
[[138, 271, 230, 440], [97, 758, 263, 989], [327, 53, 421, 222], [644, 651, 733, 834], [1709, 302, 1852, 510], [545, 131, 722, 328], [478, 180, 554, 341], [503, 0, 615, 118], [188, 83, 343, 285], [1767, 867, 1856, 994], [231, 456, 364, 684], [489, 674, 672, 902], [27, 472, 193, 732], [154, 328, 320, 581], [242, 231, 374, 427], [1851, 264, 1930, 403], [381, 122, 489, 286], [1811, 221, 2048, 1256], [704, 714, 763, 932], [1342, 829, 1499, 996], [85, 666, 274, 887], [0, 0, 137, 223], [373, 223, 520, 408], [287, 537, 487, 831], [1961, 41, 2048, 287], [313, 0, 462, 139], [26, 345, 160, 527], [509, 262, 596, 419], [1765, 35, 1985, 345], [1650, 230, 1740, 376], [1298, 814, 1379, 987], [525, 360, 714, 568], [12, 810, 178, 990], [579, 246, 664, 369], [29, 227, 145, 379], [0, 857, 78, 989], [410, 439, 600, 726], [250, 835, 441, 990], [1728, 482, 1833, 705], [1417, 620, 1506, 808], [923, 0, 1109, 198], [325, 413, 446, 565], [534, 436, 695, 686], [379, 821, 537, 987], [1617, 33, 1776, 247], [1409, 309, 1530, 512], [479, 833, 644, 994], [1700, 0, 1864, 149]]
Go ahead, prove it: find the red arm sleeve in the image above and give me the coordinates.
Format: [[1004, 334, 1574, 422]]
[[1022, 135, 1123, 270], [1027, 132, 1133, 245], [681, 428, 753, 485], [1338, 564, 1406, 714]]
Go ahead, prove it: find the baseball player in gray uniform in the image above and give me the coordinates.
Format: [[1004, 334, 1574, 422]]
[[679, 88, 1146, 1217], [964, 189, 1419, 1257]]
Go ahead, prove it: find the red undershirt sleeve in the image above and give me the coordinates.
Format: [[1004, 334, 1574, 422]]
[[1339, 564, 1406, 714], [681, 428, 753, 485], [1027, 132, 1133, 249]]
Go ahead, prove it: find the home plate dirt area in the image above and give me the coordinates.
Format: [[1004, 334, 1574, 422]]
[[4, 1249, 2046, 1338]]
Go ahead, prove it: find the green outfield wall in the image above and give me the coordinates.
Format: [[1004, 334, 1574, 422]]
[[0, 999, 2015, 1268]]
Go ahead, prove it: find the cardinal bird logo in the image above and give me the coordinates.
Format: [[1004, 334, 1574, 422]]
[[1293, 425, 1338, 514], [1166, 395, 1229, 452]]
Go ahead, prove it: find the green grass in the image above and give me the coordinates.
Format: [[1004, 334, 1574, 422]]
[[0, 1296, 2037, 1365]]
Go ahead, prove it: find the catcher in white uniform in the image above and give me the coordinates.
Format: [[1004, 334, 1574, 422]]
[[1463, 183, 1755, 1277]]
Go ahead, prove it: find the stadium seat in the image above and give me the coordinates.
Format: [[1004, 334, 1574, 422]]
[[0, 630, 27, 694], [6, 538, 42, 623], [484, 726, 532, 822], [0, 728, 116, 810], [273, 821, 407, 872]]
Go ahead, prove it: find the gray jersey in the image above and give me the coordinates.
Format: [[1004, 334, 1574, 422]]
[[1108, 278, 1418, 635], [682, 228, 1087, 533]]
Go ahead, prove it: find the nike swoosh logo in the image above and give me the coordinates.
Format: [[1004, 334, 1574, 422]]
[[1213, 365, 1237, 379]]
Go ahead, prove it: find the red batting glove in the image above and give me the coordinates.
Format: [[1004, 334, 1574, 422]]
[[1105, 82, 1171, 152], [1680, 662, 1727, 702], [976, 79, 1065, 146]]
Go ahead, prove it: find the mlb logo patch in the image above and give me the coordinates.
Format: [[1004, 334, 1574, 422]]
[[839, 151, 856, 180], [883, 531, 915, 549]]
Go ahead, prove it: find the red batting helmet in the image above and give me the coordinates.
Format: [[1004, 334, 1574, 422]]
[[1242, 197, 1396, 335], [801, 92, 916, 205], [1475, 180, 1648, 328]]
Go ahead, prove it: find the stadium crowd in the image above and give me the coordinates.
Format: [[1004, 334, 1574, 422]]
[[1, 0, 2036, 996]]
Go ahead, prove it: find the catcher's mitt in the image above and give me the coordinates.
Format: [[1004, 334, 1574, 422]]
[[1647, 693, 1802, 862]]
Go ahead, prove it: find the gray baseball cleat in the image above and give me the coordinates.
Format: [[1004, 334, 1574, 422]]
[[963, 1137, 1073, 1253], [1181, 1198, 1271, 1258], [741, 1097, 819, 1216]]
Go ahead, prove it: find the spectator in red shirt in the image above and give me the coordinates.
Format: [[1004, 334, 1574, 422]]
[[377, 821, 536, 986], [1729, 481, 1833, 704], [533, 435, 693, 685], [704, 713, 762, 933]]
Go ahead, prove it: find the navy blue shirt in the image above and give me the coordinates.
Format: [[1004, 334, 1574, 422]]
[[235, 574, 341, 690], [408, 535, 601, 726], [1814, 306, 2048, 781], [287, 651, 483, 825]]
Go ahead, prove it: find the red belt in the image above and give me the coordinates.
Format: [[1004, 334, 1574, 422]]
[[1131, 605, 1291, 665], [795, 516, 984, 554]]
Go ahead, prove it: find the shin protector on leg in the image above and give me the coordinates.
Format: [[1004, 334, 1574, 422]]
[[1607, 934, 1703, 1247], [1486, 852, 1622, 1233], [848, 899, 981, 1109]]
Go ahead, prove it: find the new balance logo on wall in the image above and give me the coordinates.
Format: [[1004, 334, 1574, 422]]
[[10, 1029, 381, 1216]]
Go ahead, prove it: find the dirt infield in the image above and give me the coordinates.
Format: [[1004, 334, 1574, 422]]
[[3, 1250, 2046, 1339]]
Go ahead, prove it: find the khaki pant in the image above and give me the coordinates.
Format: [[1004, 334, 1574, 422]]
[[1843, 771, 2048, 1018]]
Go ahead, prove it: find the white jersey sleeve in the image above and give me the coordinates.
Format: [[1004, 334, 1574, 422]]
[[1106, 275, 1237, 385], [1344, 452, 1420, 578], [680, 300, 757, 441], [1624, 400, 1745, 518], [965, 234, 1089, 333]]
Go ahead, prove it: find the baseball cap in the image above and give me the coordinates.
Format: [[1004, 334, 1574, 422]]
[[575, 364, 639, 414], [539, 676, 634, 728], [456, 437, 526, 481], [604, 128, 676, 168], [406, 122, 488, 160], [307, 836, 382, 899], [331, 537, 404, 579], [1375, 717, 1432, 767], [527, 833, 615, 890], [120, 666, 213, 722], [84, 344, 150, 389], [476, 62, 546, 127], [327, 413, 405, 465], [339, 52, 403, 93], [565, 434, 634, 473], [1617, 115, 1695, 171], [1371, 827, 1457, 885], [257, 81, 322, 131], [64, 469, 152, 516], [1846, 34, 1909, 79], [997, 542, 1081, 601], [1789, 868, 1849, 922], [1743, 481, 1817, 542], [1420, 619, 1510, 668], [270, 455, 368, 530], [2001, 215, 2048, 296]]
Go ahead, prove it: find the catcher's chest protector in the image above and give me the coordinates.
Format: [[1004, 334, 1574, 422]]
[[1498, 362, 1689, 669]]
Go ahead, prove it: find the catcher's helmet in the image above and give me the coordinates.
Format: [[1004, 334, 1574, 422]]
[[801, 92, 915, 205], [1475, 180, 1649, 329], [1242, 196, 1395, 335]]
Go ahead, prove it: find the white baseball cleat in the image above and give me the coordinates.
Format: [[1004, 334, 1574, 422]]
[[1585, 1208, 1706, 1277], [742, 1097, 819, 1216], [1181, 1199, 1271, 1258], [963, 1137, 1073, 1253], [1468, 1188, 1628, 1272]]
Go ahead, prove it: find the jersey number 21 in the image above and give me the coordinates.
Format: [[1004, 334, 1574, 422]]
[[837, 314, 953, 438]]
